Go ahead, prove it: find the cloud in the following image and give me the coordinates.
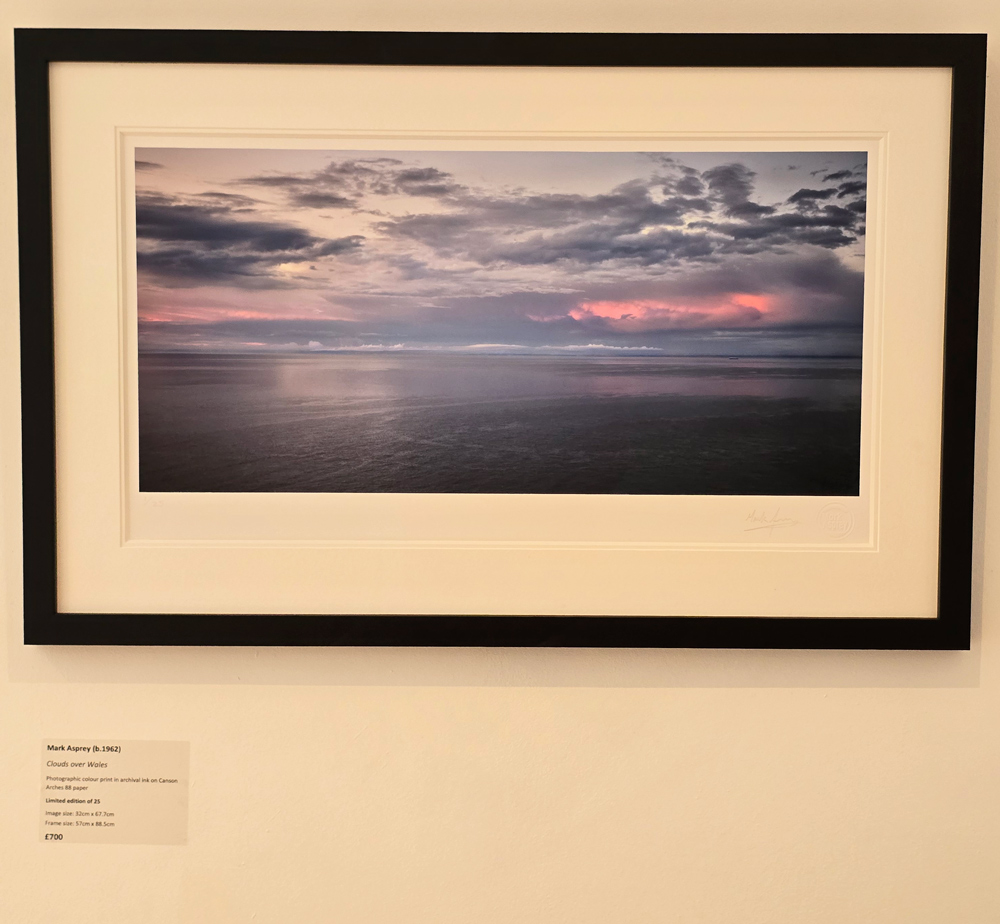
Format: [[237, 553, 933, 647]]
[[788, 187, 837, 204], [137, 194, 313, 248], [702, 163, 776, 219], [836, 180, 866, 199], [674, 174, 705, 196], [392, 166, 463, 197], [215, 152, 866, 270], [136, 193, 364, 285], [137, 150, 867, 355], [370, 160, 862, 270], [289, 192, 355, 209], [694, 201, 864, 252], [472, 225, 716, 267], [137, 255, 863, 354], [193, 191, 258, 208], [569, 295, 767, 331], [237, 157, 465, 209], [314, 249, 864, 349]]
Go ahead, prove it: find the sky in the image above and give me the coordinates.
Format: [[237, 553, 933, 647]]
[[135, 147, 867, 356]]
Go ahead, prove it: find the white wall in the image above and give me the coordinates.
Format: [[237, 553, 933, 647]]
[[2, 2, 999, 922]]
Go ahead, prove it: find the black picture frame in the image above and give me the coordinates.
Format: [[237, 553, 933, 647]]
[[14, 29, 986, 648]]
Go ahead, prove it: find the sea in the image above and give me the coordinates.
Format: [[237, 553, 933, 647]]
[[138, 351, 863, 495]]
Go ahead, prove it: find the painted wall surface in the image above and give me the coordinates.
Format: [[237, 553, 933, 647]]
[[1, 2, 998, 922]]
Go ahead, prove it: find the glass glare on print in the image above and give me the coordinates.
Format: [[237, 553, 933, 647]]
[[135, 147, 866, 495]]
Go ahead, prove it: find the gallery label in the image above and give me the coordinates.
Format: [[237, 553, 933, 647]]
[[40, 739, 188, 845]]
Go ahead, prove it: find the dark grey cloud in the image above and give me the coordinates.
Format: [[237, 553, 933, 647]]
[[675, 174, 705, 196], [137, 196, 319, 250], [692, 195, 865, 252], [135, 160, 164, 171], [138, 248, 283, 281], [392, 166, 463, 197], [313, 236, 365, 256], [239, 174, 316, 188], [136, 193, 363, 285], [788, 187, 837, 204], [289, 192, 355, 209], [702, 164, 776, 219], [836, 180, 866, 199], [785, 179, 866, 213]]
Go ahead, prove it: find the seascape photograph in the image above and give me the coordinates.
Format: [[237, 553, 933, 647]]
[[135, 147, 867, 495]]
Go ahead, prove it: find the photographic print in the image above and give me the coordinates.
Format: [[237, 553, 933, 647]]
[[136, 148, 867, 496]]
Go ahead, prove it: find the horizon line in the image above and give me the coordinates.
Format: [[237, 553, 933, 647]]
[[137, 347, 864, 359]]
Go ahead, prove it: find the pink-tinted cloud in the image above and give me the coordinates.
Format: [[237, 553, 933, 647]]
[[137, 285, 354, 325], [568, 293, 772, 331]]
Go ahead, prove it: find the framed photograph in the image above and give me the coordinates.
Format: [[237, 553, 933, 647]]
[[15, 30, 986, 647]]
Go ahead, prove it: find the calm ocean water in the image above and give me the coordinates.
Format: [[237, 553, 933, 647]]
[[138, 352, 863, 495]]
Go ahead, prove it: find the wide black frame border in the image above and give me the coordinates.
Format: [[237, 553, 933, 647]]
[[14, 29, 986, 649]]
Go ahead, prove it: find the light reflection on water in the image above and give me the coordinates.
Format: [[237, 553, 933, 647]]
[[227, 352, 862, 405]]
